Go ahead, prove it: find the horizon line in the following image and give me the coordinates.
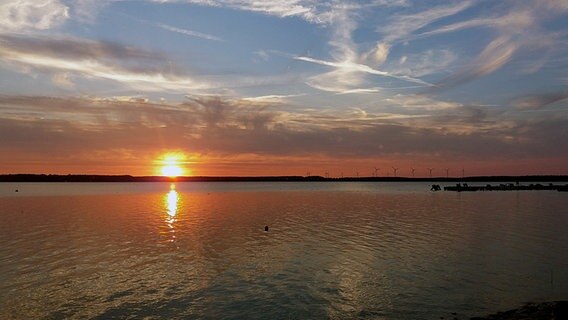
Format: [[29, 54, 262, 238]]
[[1, 173, 568, 183]]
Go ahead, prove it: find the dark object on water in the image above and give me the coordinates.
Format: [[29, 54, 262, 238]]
[[444, 183, 568, 192], [430, 184, 441, 191], [470, 301, 568, 319], [264, 225, 269, 232], [15, 189, 18, 192]]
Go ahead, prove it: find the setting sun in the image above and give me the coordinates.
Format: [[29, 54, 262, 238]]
[[158, 153, 187, 177], [162, 165, 183, 177]]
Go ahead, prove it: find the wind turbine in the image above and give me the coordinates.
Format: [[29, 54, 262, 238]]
[[462, 168, 465, 178], [325, 171, 330, 179], [306, 171, 311, 177], [427, 168, 433, 178], [445, 168, 450, 178], [392, 167, 399, 177], [373, 167, 380, 177], [356, 171, 359, 178], [411, 167, 416, 178]]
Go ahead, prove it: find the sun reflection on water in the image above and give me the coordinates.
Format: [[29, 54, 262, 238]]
[[167, 184, 178, 218], [164, 183, 179, 242]]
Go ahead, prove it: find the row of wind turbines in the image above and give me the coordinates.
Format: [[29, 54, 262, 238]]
[[307, 167, 466, 178]]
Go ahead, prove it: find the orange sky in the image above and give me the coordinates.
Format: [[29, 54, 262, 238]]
[[2, 148, 567, 177], [1, 95, 567, 177]]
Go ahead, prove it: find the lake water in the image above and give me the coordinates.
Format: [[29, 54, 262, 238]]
[[0, 182, 567, 319]]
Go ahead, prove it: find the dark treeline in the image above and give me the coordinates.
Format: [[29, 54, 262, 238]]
[[1, 174, 568, 183]]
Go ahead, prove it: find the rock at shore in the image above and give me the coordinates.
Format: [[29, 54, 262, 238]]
[[470, 301, 568, 320]]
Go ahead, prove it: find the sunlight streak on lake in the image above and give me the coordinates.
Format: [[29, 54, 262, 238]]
[[164, 184, 179, 243]]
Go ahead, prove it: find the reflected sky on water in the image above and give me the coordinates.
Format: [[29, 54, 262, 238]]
[[0, 182, 567, 319]]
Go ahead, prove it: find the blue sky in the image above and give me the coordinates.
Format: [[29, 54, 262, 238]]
[[1, 0, 567, 176]]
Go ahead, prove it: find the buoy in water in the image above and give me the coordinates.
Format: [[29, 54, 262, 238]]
[[264, 225, 269, 232], [15, 189, 18, 192]]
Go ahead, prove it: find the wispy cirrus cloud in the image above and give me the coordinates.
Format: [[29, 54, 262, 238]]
[[0, 34, 212, 92], [392, 50, 457, 77], [413, 9, 534, 40], [334, 85, 425, 95], [295, 54, 432, 86], [514, 92, 568, 110], [354, 1, 474, 86], [155, 23, 223, 41], [415, 1, 568, 90], [435, 35, 518, 89], [292, 4, 432, 94], [152, 0, 337, 24], [241, 94, 306, 103], [383, 94, 461, 111], [123, 12, 225, 42], [152, 0, 410, 24], [379, 1, 474, 44], [361, 1, 564, 94], [296, 6, 362, 93], [153, 0, 425, 95]]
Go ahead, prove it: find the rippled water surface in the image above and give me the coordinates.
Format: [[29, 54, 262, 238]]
[[1, 182, 567, 319]]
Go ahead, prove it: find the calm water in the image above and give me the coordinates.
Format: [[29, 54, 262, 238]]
[[0, 182, 567, 319]]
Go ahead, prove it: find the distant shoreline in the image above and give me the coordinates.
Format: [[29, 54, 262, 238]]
[[1, 174, 568, 183]]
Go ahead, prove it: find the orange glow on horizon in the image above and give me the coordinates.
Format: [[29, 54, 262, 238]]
[[158, 152, 188, 177], [3, 152, 567, 177]]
